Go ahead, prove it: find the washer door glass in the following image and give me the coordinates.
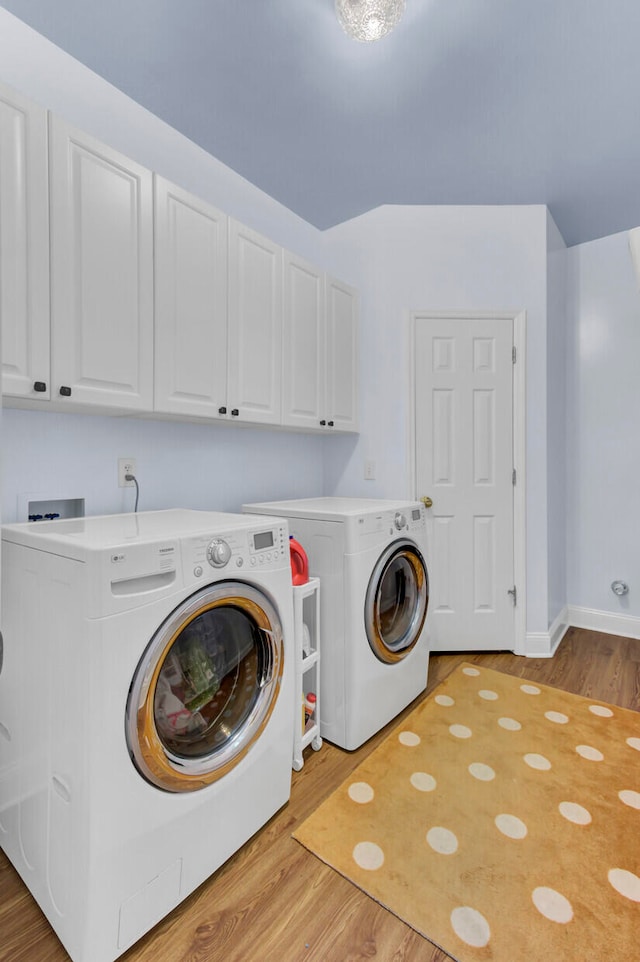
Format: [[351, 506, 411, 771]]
[[126, 581, 283, 792], [365, 542, 429, 663]]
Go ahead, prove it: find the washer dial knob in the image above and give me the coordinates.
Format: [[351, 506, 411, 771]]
[[206, 539, 231, 567], [394, 512, 407, 530]]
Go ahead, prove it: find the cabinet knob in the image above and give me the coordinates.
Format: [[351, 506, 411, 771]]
[[59, 386, 72, 397], [231, 408, 239, 417], [218, 406, 227, 415], [328, 420, 334, 427], [33, 381, 47, 393], [320, 419, 326, 426]]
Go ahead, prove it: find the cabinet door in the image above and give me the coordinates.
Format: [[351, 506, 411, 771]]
[[325, 275, 358, 432], [0, 84, 50, 399], [227, 221, 282, 424], [49, 116, 153, 410], [154, 177, 228, 418], [282, 251, 325, 430]]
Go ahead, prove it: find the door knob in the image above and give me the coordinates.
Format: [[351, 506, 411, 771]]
[[421, 496, 433, 508]]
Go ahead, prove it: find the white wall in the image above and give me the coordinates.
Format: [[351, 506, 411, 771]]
[[324, 204, 552, 635], [546, 213, 568, 627], [566, 230, 640, 625]]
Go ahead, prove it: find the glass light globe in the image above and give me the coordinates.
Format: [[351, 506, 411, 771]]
[[335, 0, 406, 43]]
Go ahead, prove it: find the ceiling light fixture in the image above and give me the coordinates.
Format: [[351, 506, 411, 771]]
[[335, 0, 406, 43]]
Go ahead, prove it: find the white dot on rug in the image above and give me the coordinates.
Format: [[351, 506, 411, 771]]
[[559, 801, 592, 825], [532, 887, 573, 923], [462, 667, 481, 676], [435, 694, 455, 706], [608, 868, 640, 902], [545, 711, 569, 724], [426, 826, 459, 855], [410, 772, 436, 792], [398, 731, 421, 746], [619, 790, 640, 810], [498, 716, 522, 731], [626, 737, 640, 751], [352, 841, 384, 871], [576, 744, 604, 761], [520, 684, 541, 695], [524, 753, 551, 771], [495, 814, 528, 839], [469, 762, 496, 781], [589, 704, 614, 717], [449, 724, 472, 739], [348, 782, 374, 804], [478, 689, 499, 701], [450, 906, 491, 947]]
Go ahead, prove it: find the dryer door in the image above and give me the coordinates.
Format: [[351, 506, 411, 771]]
[[126, 581, 284, 792], [365, 541, 429, 664]]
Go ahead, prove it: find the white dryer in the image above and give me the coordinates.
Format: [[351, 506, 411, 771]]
[[0, 509, 294, 962], [243, 498, 430, 750]]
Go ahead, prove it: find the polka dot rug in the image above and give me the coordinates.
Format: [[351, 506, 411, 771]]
[[293, 664, 640, 961]]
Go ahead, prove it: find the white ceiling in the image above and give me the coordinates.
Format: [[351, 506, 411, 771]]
[[2, 0, 640, 246]]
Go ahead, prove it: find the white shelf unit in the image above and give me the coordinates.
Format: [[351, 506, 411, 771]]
[[292, 577, 322, 771]]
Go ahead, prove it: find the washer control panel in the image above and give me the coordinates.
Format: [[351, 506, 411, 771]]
[[184, 523, 288, 580]]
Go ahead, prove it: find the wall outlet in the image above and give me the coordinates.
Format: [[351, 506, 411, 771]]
[[364, 459, 376, 480], [118, 458, 137, 487]]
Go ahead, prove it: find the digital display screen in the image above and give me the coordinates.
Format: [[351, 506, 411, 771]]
[[254, 530, 274, 551], [412, 509, 421, 521]]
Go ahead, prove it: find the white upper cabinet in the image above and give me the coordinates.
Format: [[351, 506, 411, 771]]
[[49, 116, 154, 410], [227, 220, 282, 425], [282, 251, 325, 430], [0, 84, 50, 399], [154, 176, 228, 418], [325, 275, 358, 432], [282, 253, 358, 432]]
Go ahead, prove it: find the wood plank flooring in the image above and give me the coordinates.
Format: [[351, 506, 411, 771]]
[[1, 628, 638, 962]]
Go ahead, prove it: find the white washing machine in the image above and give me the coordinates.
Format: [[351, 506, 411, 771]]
[[243, 497, 430, 750], [0, 509, 294, 962]]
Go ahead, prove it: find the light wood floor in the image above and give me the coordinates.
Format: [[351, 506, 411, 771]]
[[1, 627, 639, 962]]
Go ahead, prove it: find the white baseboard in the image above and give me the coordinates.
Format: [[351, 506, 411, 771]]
[[524, 606, 570, 658], [566, 605, 640, 640]]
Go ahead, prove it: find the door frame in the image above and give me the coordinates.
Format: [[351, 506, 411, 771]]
[[407, 310, 527, 655]]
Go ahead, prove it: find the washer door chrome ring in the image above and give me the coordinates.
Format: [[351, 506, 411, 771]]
[[126, 581, 283, 793], [365, 541, 428, 664]]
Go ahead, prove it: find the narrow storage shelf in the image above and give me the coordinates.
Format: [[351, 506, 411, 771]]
[[292, 577, 322, 771]]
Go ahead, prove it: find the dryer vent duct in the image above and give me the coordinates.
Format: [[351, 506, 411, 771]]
[[628, 227, 640, 292]]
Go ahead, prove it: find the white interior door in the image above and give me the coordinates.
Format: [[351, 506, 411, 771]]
[[414, 316, 516, 651]]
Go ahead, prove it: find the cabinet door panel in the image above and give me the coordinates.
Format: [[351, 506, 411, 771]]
[[0, 85, 50, 398], [49, 117, 153, 409], [325, 276, 358, 431], [282, 252, 324, 429], [228, 221, 282, 424], [154, 177, 228, 417]]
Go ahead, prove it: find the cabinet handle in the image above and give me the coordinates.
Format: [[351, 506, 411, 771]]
[[319, 419, 326, 426], [59, 386, 72, 397], [33, 381, 47, 393], [328, 420, 334, 427], [218, 406, 227, 415], [231, 408, 239, 417]]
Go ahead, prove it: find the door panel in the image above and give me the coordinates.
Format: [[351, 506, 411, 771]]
[[415, 316, 514, 651]]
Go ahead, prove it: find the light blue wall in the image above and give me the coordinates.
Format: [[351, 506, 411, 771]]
[[565, 230, 640, 619], [546, 213, 568, 628]]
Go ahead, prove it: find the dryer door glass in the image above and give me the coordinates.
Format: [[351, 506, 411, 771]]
[[365, 542, 429, 664], [126, 582, 283, 792]]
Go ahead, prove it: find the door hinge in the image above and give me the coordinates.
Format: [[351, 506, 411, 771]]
[[512, 468, 516, 485], [512, 346, 517, 364], [507, 585, 517, 606]]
